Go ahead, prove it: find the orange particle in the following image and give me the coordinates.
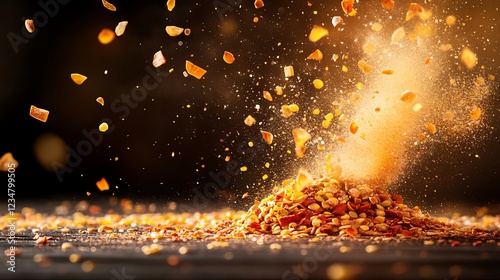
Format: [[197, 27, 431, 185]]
[[185, 60, 207, 79], [275, 86, 283, 95], [341, 0, 357, 16], [184, 28, 191, 36], [223, 51, 235, 64], [425, 122, 437, 134], [102, 0, 116, 11], [96, 178, 110, 191], [292, 128, 311, 147], [282, 105, 293, 117], [295, 169, 313, 191], [253, 17, 259, 23], [381, 69, 393, 75], [306, 49, 323, 61], [470, 107, 482, 120], [261, 131, 273, 145], [165, 26, 184, 37], [0, 152, 18, 171], [29, 105, 49, 122], [381, 0, 394, 11], [308, 25, 329, 42], [400, 90, 417, 103], [349, 121, 359, 134], [98, 28, 115, 44], [424, 57, 432, 65], [166, 0, 175, 11], [263, 90, 273, 101], [254, 0, 264, 9], [96, 97, 104, 106], [71, 73, 87, 85], [242, 192, 249, 199], [244, 115, 256, 126], [358, 60, 372, 74], [406, 3, 425, 21]]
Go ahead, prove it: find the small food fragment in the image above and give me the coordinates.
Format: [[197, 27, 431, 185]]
[[184, 28, 191, 36], [263, 90, 273, 101], [424, 57, 432, 65], [425, 122, 437, 134], [342, 65, 348, 72], [152, 50, 167, 68], [400, 90, 417, 103], [357, 60, 372, 73], [61, 243, 73, 251], [282, 105, 293, 117], [29, 105, 49, 122], [240, 166, 248, 172], [25, 19, 35, 33], [185, 60, 207, 79], [165, 25, 184, 37], [439, 44, 453, 52], [295, 169, 313, 192], [98, 28, 115, 44], [36, 236, 48, 245], [242, 192, 249, 199], [331, 16, 344, 27], [390, 27, 406, 45], [460, 47, 477, 70], [223, 51, 235, 64], [244, 115, 256, 126], [96, 178, 110, 191], [446, 15, 456, 26], [0, 152, 18, 171], [406, 3, 426, 21], [371, 23, 383, 32], [114, 21, 128, 36], [96, 97, 104, 106], [261, 131, 273, 145], [341, 0, 357, 16], [313, 79, 324, 89], [71, 73, 87, 85], [349, 121, 359, 134], [254, 0, 264, 9], [102, 0, 117, 11], [253, 17, 259, 23], [166, 0, 175, 11], [470, 107, 482, 121], [413, 103, 422, 112], [308, 25, 329, 43], [365, 245, 379, 253], [99, 122, 109, 132], [307, 49, 323, 61], [275, 86, 283, 95], [289, 104, 299, 112], [381, 69, 393, 75], [292, 128, 311, 158], [381, 0, 394, 11], [284, 66, 294, 78]]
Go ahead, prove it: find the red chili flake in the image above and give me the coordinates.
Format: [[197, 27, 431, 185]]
[[332, 203, 348, 215]]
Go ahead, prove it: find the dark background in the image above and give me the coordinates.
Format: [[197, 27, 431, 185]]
[[1, 0, 499, 215]]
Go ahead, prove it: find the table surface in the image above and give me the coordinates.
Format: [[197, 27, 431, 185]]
[[2, 229, 500, 280]]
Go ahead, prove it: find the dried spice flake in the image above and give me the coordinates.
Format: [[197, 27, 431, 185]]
[[460, 47, 477, 70], [308, 25, 329, 42], [223, 51, 235, 64], [263, 90, 273, 101], [261, 131, 273, 145], [331, 16, 344, 27], [96, 178, 110, 191], [96, 97, 105, 106], [152, 50, 167, 68], [102, 0, 117, 11], [244, 115, 256, 126], [29, 105, 49, 122], [166, 26, 184, 37], [25, 19, 35, 33], [71, 73, 87, 85], [341, 0, 357, 16], [185, 60, 207, 79], [115, 21, 128, 36], [390, 27, 406, 45], [358, 60, 372, 73], [0, 153, 18, 171], [166, 0, 175, 11], [254, 0, 264, 9], [284, 66, 294, 78], [381, 0, 394, 11], [307, 49, 323, 61], [381, 69, 394, 75], [470, 107, 482, 121], [400, 90, 417, 103]]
